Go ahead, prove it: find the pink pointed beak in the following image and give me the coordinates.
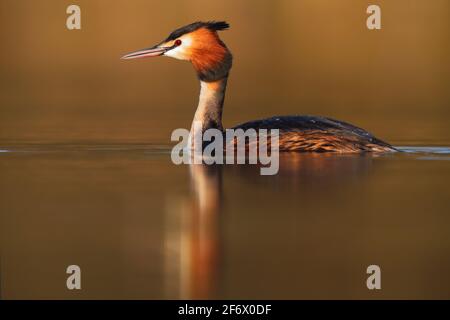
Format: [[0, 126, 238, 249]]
[[121, 46, 169, 60]]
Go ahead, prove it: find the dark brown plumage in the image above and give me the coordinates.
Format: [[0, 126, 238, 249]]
[[165, 21, 230, 42], [232, 116, 395, 152]]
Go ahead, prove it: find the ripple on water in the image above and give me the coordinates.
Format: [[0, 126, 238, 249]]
[[1, 145, 450, 160], [397, 146, 450, 154], [0, 145, 173, 154], [395, 146, 450, 161]]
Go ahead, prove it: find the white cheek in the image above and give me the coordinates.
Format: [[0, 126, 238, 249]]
[[164, 46, 185, 60], [164, 36, 192, 60]]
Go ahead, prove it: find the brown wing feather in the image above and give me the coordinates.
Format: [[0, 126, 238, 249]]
[[229, 116, 395, 153]]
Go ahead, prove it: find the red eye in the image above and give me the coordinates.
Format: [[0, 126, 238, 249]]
[[174, 39, 182, 46]]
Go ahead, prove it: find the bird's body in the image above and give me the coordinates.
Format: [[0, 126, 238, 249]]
[[233, 115, 394, 152], [123, 21, 395, 153]]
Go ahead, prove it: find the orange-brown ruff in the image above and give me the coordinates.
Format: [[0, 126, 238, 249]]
[[122, 21, 396, 153], [189, 28, 229, 76]]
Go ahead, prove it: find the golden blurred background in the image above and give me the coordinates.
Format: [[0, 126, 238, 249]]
[[1, 1, 450, 299], [0, 0, 449, 144]]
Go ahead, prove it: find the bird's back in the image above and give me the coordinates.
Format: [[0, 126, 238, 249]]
[[232, 115, 395, 152]]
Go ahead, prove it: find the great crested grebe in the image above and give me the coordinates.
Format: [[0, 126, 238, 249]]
[[122, 21, 395, 153]]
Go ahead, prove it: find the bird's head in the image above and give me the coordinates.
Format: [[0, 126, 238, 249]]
[[122, 21, 232, 82]]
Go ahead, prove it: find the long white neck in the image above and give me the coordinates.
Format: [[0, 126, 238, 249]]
[[189, 77, 228, 148]]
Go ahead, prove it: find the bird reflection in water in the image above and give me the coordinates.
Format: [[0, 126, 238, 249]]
[[164, 163, 223, 299], [164, 153, 381, 299]]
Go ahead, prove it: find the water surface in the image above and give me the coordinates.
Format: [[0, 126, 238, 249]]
[[0, 144, 449, 299]]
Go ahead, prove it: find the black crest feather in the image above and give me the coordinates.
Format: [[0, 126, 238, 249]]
[[165, 21, 230, 41]]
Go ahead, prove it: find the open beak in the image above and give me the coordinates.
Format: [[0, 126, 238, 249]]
[[121, 45, 169, 60]]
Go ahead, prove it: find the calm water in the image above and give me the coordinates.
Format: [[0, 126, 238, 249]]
[[1, 144, 450, 299]]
